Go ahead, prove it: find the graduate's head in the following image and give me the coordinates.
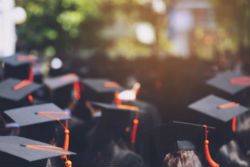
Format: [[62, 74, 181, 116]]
[[164, 150, 202, 167]]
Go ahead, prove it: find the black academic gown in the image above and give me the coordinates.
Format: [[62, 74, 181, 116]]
[[215, 140, 250, 167], [123, 100, 162, 155], [95, 141, 146, 167]]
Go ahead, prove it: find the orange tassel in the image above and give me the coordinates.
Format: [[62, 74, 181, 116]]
[[232, 117, 237, 133], [64, 120, 70, 151], [73, 81, 81, 101], [131, 116, 139, 144], [36, 111, 71, 166], [28, 65, 34, 81], [13, 80, 31, 90], [28, 95, 33, 103], [203, 125, 220, 167]]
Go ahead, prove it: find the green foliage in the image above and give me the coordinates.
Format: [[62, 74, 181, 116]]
[[212, 0, 250, 48], [17, 0, 102, 58], [16, 0, 170, 59]]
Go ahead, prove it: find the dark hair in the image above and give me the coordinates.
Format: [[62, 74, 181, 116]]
[[163, 150, 202, 167], [217, 140, 250, 167]]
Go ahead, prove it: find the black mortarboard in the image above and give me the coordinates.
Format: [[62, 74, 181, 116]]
[[1, 54, 37, 80], [91, 102, 138, 132], [188, 94, 248, 124], [206, 70, 250, 95], [188, 94, 249, 148], [90, 102, 138, 149], [4, 103, 70, 127], [143, 121, 215, 167], [0, 78, 41, 111], [73, 79, 123, 121], [82, 79, 123, 103], [4, 103, 70, 143], [45, 73, 79, 90], [0, 136, 74, 166], [44, 73, 80, 108]]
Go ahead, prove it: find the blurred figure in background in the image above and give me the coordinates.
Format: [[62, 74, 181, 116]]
[[0, 0, 26, 57]]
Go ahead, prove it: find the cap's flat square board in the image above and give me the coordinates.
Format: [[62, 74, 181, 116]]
[[44, 73, 79, 90], [188, 94, 248, 122], [4, 103, 70, 126], [2, 55, 36, 66], [206, 70, 250, 95], [0, 78, 41, 101], [82, 79, 123, 93], [0, 136, 75, 162]]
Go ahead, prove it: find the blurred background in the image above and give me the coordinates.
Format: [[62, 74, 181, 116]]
[[0, 0, 249, 121]]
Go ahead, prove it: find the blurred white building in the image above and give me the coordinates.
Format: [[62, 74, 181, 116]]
[[0, 0, 26, 57], [168, 0, 215, 57]]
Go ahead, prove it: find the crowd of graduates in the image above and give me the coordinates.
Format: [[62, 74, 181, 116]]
[[0, 52, 250, 167]]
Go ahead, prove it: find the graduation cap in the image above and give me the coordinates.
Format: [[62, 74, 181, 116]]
[[206, 70, 250, 95], [4, 103, 74, 167], [0, 136, 75, 167], [3, 103, 69, 143], [91, 102, 140, 145], [72, 79, 123, 121], [144, 121, 217, 167], [0, 78, 41, 111], [188, 94, 248, 127], [44, 73, 81, 108], [1, 54, 37, 80], [4, 103, 70, 127], [82, 79, 123, 103], [188, 94, 249, 150]]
